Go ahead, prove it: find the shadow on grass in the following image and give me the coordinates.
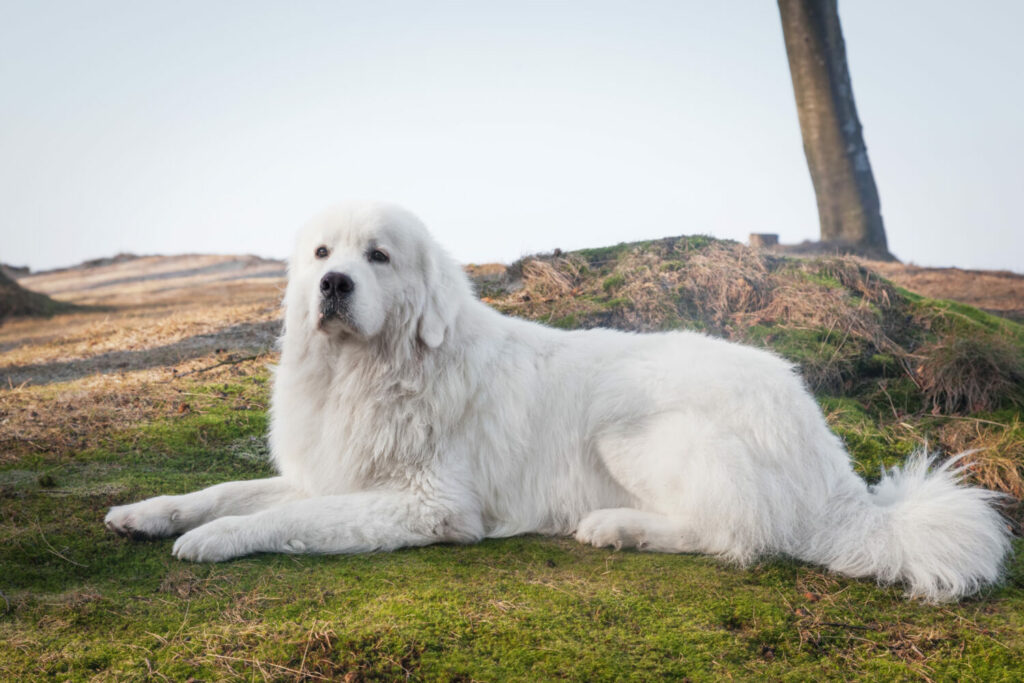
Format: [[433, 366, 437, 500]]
[[0, 320, 281, 387], [65, 260, 286, 295]]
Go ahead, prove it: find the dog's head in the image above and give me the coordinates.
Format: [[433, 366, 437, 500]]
[[285, 201, 467, 349]]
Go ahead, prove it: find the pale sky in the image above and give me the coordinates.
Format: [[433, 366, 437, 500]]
[[2, 1, 1022, 273]]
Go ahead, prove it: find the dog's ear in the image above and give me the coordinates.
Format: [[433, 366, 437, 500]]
[[417, 252, 462, 349]]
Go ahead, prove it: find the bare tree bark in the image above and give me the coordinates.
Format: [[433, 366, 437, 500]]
[[778, 0, 893, 260]]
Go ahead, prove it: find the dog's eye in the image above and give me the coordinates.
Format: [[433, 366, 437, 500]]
[[369, 249, 390, 264], [315, 246, 329, 259]]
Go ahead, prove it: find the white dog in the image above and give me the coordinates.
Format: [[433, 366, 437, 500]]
[[106, 201, 1010, 602]]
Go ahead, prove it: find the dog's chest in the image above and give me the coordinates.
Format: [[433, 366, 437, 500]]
[[275, 366, 438, 494]]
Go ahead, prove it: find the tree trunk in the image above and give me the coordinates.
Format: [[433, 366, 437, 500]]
[[778, 0, 892, 259]]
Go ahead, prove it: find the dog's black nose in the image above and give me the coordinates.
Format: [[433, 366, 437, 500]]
[[320, 272, 355, 297]]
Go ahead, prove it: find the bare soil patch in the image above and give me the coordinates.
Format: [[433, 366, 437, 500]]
[[863, 261, 1024, 321]]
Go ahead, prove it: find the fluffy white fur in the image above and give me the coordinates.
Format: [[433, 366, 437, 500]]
[[106, 201, 1010, 602]]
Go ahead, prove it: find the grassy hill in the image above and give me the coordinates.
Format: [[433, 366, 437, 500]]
[[1, 237, 1022, 680]]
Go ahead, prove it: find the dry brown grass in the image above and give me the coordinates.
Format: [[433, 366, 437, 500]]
[[519, 259, 576, 301], [0, 354, 273, 463], [158, 568, 232, 600], [0, 256, 284, 462], [0, 374, 177, 461], [680, 242, 774, 329], [490, 240, 1024, 417], [493, 241, 914, 395], [18, 254, 284, 308], [916, 334, 1024, 414], [0, 300, 280, 375], [938, 417, 1024, 501], [499, 241, 902, 333]]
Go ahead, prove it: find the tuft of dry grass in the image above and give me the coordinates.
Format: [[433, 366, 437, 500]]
[[679, 242, 774, 329], [518, 259, 576, 301], [916, 334, 1024, 414], [159, 568, 231, 599], [938, 417, 1024, 502]]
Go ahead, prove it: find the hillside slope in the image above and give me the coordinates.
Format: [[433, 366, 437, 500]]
[[1, 239, 1022, 680]]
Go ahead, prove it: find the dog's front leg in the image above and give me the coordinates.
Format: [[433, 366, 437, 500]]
[[105, 477, 301, 539], [171, 489, 483, 562]]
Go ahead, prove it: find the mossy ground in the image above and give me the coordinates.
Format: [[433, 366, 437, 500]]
[[3, 391, 1022, 681], [2, 240, 1024, 680]]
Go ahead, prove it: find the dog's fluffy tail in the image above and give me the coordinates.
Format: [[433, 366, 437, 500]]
[[804, 452, 1011, 602]]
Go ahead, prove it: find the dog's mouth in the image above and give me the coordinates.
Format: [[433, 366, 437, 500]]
[[317, 298, 357, 334]]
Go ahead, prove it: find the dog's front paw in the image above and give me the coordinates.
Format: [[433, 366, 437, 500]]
[[105, 496, 182, 540], [172, 517, 251, 562]]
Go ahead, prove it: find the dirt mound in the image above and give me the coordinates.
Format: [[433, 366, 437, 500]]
[[0, 270, 74, 322], [481, 238, 1024, 411]]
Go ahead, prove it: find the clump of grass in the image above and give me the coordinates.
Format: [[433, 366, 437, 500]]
[[916, 334, 1024, 414], [602, 273, 626, 291], [518, 260, 575, 301], [938, 416, 1024, 509], [678, 242, 773, 331]]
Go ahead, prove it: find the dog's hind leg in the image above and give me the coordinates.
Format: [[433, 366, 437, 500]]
[[583, 412, 777, 563]]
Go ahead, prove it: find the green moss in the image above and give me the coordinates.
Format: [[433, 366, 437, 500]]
[[549, 313, 579, 329], [893, 286, 923, 303], [603, 297, 631, 310], [865, 353, 898, 374], [573, 235, 721, 267], [3, 504, 1022, 681], [575, 241, 652, 265], [916, 298, 1024, 347], [779, 263, 845, 290], [602, 273, 626, 291], [818, 397, 919, 478], [862, 377, 925, 417], [2, 434, 1023, 680], [744, 324, 871, 393]]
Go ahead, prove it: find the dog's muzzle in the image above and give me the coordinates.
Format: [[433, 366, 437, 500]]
[[318, 272, 355, 329]]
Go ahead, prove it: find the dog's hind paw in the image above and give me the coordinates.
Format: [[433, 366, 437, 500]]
[[574, 508, 647, 550]]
